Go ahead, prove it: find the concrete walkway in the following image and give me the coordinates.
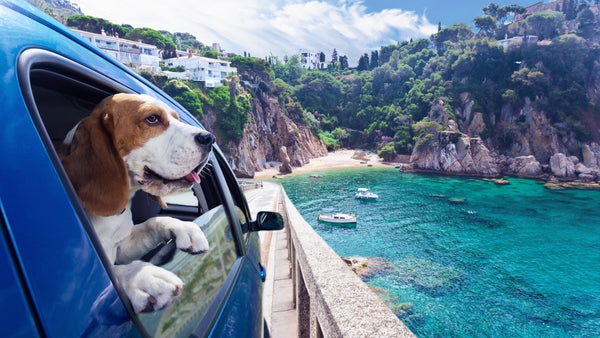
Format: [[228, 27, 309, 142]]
[[244, 181, 298, 337]]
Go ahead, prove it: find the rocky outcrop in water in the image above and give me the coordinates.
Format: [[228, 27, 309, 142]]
[[408, 126, 499, 176], [502, 155, 543, 178], [407, 101, 500, 177], [406, 95, 600, 185]]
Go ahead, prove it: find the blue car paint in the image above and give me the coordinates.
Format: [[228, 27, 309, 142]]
[[0, 1, 265, 336]]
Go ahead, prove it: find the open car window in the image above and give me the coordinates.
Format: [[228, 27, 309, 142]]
[[136, 204, 237, 337], [18, 48, 244, 336]]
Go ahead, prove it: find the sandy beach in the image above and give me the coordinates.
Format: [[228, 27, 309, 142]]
[[253, 149, 395, 179]]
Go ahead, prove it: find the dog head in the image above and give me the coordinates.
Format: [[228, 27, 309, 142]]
[[60, 93, 215, 216]]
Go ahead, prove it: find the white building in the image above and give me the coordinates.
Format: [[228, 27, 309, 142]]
[[498, 35, 539, 50], [163, 52, 237, 87], [73, 29, 161, 73], [298, 49, 325, 70]]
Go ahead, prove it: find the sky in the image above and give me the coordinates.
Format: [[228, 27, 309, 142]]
[[73, 0, 535, 66]]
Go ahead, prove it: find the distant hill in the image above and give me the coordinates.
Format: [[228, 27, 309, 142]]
[[26, 0, 83, 24]]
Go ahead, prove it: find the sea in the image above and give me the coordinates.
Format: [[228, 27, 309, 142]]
[[279, 168, 600, 337]]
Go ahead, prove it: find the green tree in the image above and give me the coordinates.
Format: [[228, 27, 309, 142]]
[[431, 23, 473, 51], [125, 27, 177, 56], [378, 142, 397, 160], [413, 120, 443, 149], [209, 80, 251, 141], [273, 55, 304, 85], [512, 11, 565, 40], [67, 15, 130, 37], [319, 131, 339, 150], [370, 50, 379, 69], [293, 71, 342, 121], [357, 53, 370, 71], [339, 55, 349, 69], [473, 15, 497, 35], [162, 80, 203, 116]]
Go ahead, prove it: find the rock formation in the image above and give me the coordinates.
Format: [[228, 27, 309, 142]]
[[406, 94, 600, 185], [278, 146, 293, 174], [408, 101, 499, 176], [503, 155, 543, 178], [201, 92, 327, 177]]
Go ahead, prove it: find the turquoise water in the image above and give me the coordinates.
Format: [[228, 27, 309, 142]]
[[279, 168, 600, 337]]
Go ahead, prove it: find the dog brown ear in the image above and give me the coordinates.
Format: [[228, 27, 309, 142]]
[[61, 108, 129, 216]]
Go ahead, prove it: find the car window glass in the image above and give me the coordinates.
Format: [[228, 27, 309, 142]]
[[136, 204, 237, 337], [162, 190, 197, 207]]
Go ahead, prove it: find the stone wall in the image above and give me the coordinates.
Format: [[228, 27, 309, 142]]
[[279, 186, 415, 337]]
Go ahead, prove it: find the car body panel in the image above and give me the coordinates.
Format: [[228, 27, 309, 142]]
[[0, 208, 40, 337], [0, 1, 268, 336]]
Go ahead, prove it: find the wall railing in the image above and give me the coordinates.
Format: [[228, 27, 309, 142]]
[[277, 185, 415, 337]]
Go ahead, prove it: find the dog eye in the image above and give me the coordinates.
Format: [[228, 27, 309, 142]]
[[145, 114, 161, 125]]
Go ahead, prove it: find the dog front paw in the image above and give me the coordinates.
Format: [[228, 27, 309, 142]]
[[113, 261, 183, 313], [160, 217, 209, 254]]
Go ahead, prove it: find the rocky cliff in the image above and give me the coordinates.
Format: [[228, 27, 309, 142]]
[[407, 96, 600, 184], [201, 91, 327, 178]]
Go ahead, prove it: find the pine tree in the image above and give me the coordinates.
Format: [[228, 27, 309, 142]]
[[370, 50, 379, 69]]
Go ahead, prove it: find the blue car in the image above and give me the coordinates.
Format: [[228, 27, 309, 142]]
[[0, 1, 282, 336]]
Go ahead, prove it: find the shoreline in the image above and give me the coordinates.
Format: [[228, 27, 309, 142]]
[[251, 149, 600, 190], [253, 149, 394, 179]]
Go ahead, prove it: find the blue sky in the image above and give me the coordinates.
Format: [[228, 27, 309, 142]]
[[73, 0, 537, 65], [363, 1, 534, 29]]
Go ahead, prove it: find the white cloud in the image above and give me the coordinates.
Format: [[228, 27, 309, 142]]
[[74, 0, 437, 66]]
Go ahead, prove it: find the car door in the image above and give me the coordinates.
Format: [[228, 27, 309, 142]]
[[1, 5, 264, 335]]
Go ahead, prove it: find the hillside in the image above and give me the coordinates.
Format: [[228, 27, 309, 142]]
[[30, 0, 600, 183], [27, 0, 82, 23]]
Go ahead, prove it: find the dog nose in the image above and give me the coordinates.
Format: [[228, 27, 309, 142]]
[[195, 132, 215, 149]]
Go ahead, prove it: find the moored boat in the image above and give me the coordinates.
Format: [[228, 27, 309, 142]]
[[355, 188, 378, 200], [317, 212, 357, 224]]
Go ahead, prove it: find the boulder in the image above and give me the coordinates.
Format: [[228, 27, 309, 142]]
[[549, 153, 576, 178], [504, 155, 543, 177], [278, 146, 293, 174], [582, 143, 600, 169], [342, 256, 392, 279], [409, 126, 499, 176]]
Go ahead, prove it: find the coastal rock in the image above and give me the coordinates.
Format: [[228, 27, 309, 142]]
[[549, 153, 576, 178], [504, 155, 543, 177], [506, 98, 566, 163], [582, 143, 600, 169], [351, 150, 369, 161], [203, 90, 327, 178], [467, 112, 486, 137], [409, 125, 499, 177], [278, 146, 293, 174], [342, 256, 392, 280]]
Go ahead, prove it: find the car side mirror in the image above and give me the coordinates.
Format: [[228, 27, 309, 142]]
[[242, 211, 284, 233]]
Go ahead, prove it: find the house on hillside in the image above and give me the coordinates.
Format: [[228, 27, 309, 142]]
[[163, 51, 236, 87], [498, 34, 539, 50], [74, 29, 160, 73], [515, 0, 599, 22], [298, 49, 325, 70]]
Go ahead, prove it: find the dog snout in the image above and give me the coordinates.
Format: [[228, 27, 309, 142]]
[[195, 132, 215, 150]]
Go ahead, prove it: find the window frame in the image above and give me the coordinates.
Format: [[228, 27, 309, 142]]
[[17, 47, 251, 337]]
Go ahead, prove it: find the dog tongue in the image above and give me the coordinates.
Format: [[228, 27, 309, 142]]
[[185, 171, 201, 184]]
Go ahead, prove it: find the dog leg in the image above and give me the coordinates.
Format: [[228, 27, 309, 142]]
[[113, 261, 183, 313], [115, 216, 209, 264]]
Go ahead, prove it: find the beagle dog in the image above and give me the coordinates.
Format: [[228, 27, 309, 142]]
[[60, 93, 214, 313]]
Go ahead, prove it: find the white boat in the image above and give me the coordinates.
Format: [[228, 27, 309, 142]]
[[355, 188, 378, 200], [317, 212, 357, 224]]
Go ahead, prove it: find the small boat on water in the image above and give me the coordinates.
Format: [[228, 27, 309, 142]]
[[317, 212, 357, 224], [355, 188, 378, 200]]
